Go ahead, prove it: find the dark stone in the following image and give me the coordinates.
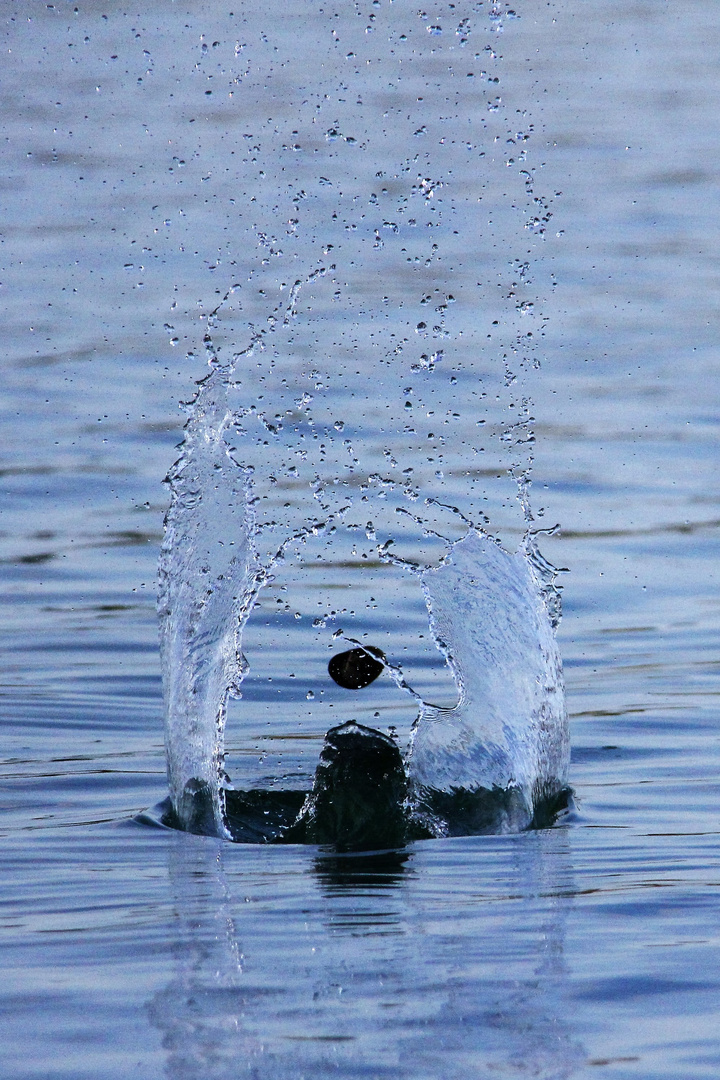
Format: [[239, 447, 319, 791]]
[[409, 784, 531, 837], [328, 646, 386, 689]]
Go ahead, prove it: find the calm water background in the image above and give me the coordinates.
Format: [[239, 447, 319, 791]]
[[2, 1, 719, 1077]]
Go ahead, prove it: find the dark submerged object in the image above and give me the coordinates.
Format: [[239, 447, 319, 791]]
[[153, 783, 305, 840], [328, 646, 385, 689], [281, 721, 409, 851], [150, 643, 571, 848], [314, 849, 411, 890], [174, 777, 220, 837], [153, 722, 572, 848]]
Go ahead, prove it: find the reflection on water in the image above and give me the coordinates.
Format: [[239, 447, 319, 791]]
[[314, 850, 411, 893], [147, 837, 247, 1080], [149, 832, 585, 1079]]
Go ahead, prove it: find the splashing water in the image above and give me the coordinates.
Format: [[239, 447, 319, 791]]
[[157, 284, 569, 839], [155, 0, 571, 842], [157, 284, 320, 836], [157, 315, 259, 838], [158, 281, 365, 837], [408, 529, 568, 833]]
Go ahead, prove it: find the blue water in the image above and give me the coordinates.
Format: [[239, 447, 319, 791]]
[[2, 1, 719, 1076]]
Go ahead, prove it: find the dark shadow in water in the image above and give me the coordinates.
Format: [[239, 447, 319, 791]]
[[313, 848, 411, 891]]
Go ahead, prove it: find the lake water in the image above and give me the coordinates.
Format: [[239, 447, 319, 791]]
[[2, 1, 719, 1076]]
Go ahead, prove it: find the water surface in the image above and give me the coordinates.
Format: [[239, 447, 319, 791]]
[[1, 1, 719, 1076]]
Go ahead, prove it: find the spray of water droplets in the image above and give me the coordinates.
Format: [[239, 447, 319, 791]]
[[157, 0, 569, 836]]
